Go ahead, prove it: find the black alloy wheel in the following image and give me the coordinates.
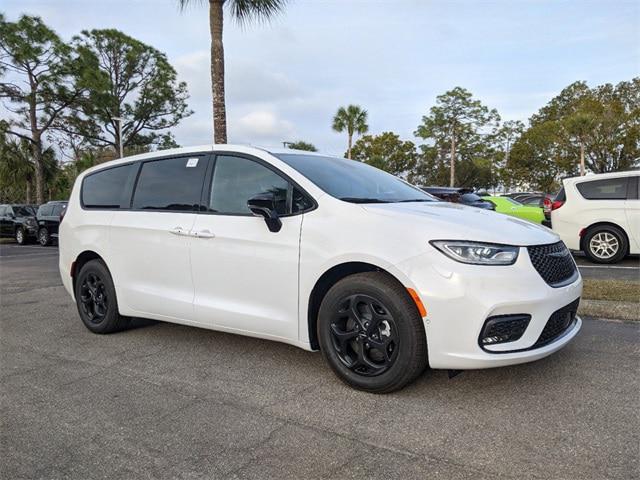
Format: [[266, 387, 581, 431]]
[[329, 294, 399, 376], [79, 272, 109, 324], [74, 259, 129, 333], [318, 272, 428, 393]]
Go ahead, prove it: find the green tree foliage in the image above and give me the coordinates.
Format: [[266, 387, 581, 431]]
[[0, 14, 82, 203], [526, 79, 639, 175], [332, 104, 369, 159], [414, 87, 500, 187], [505, 122, 566, 192], [350, 132, 417, 177], [63, 29, 191, 156], [287, 140, 317, 151], [491, 119, 525, 189], [179, 0, 287, 143], [0, 130, 59, 203]]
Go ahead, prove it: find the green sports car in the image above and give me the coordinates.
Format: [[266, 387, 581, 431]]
[[482, 196, 545, 224]]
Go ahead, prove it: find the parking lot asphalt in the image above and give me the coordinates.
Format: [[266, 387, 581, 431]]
[[1, 243, 639, 479], [573, 254, 640, 281]]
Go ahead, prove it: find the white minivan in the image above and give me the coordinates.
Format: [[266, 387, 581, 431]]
[[550, 171, 639, 264], [60, 145, 582, 392]]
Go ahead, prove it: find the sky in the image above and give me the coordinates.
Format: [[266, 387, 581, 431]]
[[2, 0, 639, 156]]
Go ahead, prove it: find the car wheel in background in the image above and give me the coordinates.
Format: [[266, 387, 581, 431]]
[[38, 228, 51, 246], [317, 272, 428, 393], [74, 259, 130, 334], [583, 225, 627, 264], [15, 227, 27, 245]]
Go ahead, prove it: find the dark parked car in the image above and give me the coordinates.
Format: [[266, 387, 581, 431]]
[[0, 204, 38, 245], [36, 201, 67, 246], [421, 187, 495, 210], [502, 192, 553, 207]]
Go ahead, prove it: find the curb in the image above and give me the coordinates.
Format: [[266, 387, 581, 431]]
[[579, 299, 639, 322]]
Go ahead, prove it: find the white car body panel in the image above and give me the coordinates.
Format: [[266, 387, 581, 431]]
[[190, 213, 303, 341], [551, 171, 639, 253], [60, 145, 583, 368]]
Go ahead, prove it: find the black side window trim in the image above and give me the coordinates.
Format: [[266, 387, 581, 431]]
[[200, 152, 317, 218], [627, 176, 639, 200]]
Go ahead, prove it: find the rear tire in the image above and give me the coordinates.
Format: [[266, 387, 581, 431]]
[[583, 225, 627, 264], [317, 272, 428, 393], [15, 227, 27, 245], [38, 228, 51, 246], [74, 259, 129, 334]]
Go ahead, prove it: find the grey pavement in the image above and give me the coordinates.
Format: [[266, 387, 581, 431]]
[[573, 254, 640, 281], [1, 243, 639, 479]]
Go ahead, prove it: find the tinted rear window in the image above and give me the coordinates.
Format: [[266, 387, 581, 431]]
[[576, 177, 628, 200], [82, 164, 136, 209], [52, 204, 66, 216], [38, 205, 53, 216], [132, 156, 207, 211]]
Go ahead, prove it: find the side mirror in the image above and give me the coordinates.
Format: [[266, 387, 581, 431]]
[[247, 193, 282, 233]]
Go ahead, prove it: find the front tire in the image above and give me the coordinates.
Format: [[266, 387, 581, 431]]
[[38, 228, 51, 246], [318, 272, 428, 393], [74, 259, 129, 334], [583, 225, 627, 264]]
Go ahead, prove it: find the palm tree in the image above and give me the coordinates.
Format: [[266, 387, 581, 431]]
[[178, 0, 287, 144], [332, 105, 369, 159]]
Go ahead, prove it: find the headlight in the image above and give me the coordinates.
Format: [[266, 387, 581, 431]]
[[430, 240, 519, 265]]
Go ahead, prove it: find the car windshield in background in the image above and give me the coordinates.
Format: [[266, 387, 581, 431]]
[[14, 206, 35, 216], [504, 197, 522, 206], [275, 154, 436, 203]]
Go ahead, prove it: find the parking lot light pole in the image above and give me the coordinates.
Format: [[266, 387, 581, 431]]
[[112, 117, 124, 158]]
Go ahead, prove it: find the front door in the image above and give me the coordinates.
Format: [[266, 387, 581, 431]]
[[190, 154, 306, 341]]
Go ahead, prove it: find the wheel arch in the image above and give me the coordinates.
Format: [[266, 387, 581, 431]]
[[580, 221, 630, 255], [306, 261, 420, 351], [72, 250, 106, 292]]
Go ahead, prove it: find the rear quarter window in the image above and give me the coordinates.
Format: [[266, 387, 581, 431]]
[[82, 163, 137, 209], [576, 177, 628, 200]]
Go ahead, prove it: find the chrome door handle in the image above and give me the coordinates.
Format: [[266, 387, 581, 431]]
[[194, 229, 215, 239], [169, 226, 186, 236]]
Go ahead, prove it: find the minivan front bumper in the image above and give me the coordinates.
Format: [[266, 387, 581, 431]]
[[395, 245, 583, 370]]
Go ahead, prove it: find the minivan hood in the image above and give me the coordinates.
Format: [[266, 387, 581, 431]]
[[362, 201, 558, 246]]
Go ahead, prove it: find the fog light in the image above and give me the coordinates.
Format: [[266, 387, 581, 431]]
[[479, 314, 531, 348]]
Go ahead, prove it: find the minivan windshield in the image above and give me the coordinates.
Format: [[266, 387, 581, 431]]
[[275, 154, 437, 203]]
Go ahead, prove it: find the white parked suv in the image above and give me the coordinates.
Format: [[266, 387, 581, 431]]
[[550, 171, 639, 264], [59, 145, 582, 392]]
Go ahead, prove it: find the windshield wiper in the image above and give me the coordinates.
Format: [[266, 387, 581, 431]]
[[396, 199, 435, 203], [339, 197, 392, 204]]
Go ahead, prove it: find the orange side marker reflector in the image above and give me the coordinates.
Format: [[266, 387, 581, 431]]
[[407, 288, 427, 317]]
